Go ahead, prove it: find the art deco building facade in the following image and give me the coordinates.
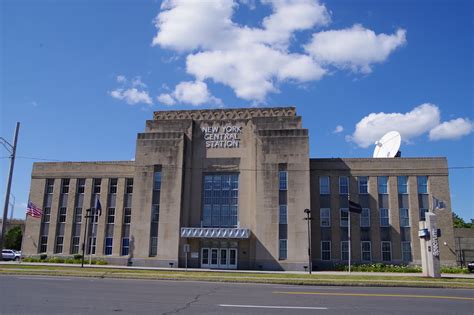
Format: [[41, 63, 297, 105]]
[[23, 107, 456, 270]]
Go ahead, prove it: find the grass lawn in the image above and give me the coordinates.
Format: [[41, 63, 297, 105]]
[[1, 264, 473, 289]]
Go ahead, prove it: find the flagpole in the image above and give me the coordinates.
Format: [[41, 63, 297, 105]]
[[89, 210, 95, 265], [19, 209, 28, 264], [348, 193, 351, 273]]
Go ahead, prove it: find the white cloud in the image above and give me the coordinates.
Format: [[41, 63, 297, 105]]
[[348, 103, 440, 148], [116, 75, 127, 83], [110, 88, 153, 105], [429, 118, 473, 141], [158, 81, 222, 106], [110, 75, 153, 106], [305, 24, 406, 73], [333, 125, 344, 133], [157, 93, 176, 106], [152, 1, 406, 102]]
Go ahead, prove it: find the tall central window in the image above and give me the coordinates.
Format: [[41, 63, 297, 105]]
[[203, 173, 238, 227]]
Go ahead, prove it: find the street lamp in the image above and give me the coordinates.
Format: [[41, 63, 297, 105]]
[[304, 208, 312, 274]]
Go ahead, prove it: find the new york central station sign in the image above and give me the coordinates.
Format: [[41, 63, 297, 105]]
[[202, 125, 242, 148]]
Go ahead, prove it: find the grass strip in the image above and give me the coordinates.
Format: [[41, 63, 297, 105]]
[[1, 265, 472, 289]]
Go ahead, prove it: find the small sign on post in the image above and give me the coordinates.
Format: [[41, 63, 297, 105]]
[[183, 244, 190, 271]]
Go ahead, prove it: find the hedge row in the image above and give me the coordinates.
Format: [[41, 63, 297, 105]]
[[327, 263, 468, 274], [22, 256, 107, 265]]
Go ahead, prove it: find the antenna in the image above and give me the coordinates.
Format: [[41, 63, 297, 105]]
[[373, 131, 401, 158]]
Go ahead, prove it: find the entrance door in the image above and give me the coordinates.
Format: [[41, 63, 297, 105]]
[[228, 248, 237, 269], [219, 248, 228, 269], [210, 248, 219, 268], [201, 248, 209, 268]]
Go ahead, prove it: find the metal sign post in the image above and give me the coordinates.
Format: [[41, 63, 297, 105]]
[[184, 244, 190, 271]]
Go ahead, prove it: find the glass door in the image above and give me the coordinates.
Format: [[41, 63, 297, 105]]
[[229, 248, 237, 269], [210, 248, 219, 268], [201, 248, 209, 268], [219, 248, 228, 269]]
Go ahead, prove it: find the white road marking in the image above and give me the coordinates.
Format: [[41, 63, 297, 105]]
[[18, 277, 71, 281], [219, 304, 328, 310]]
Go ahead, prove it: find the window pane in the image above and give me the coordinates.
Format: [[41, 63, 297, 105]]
[[339, 176, 348, 194], [397, 176, 408, 194], [358, 176, 368, 194], [417, 176, 428, 194], [320, 176, 329, 194], [320, 208, 330, 227], [378, 176, 388, 194], [340, 208, 348, 227], [202, 173, 239, 228]]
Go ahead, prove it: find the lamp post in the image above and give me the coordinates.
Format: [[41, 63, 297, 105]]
[[304, 208, 312, 274], [81, 208, 92, 268]]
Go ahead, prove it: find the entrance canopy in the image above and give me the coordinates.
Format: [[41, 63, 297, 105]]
[[180, 227, 250, 239]]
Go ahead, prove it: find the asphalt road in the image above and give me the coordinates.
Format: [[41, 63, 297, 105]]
[[0, 275, 472, 314]]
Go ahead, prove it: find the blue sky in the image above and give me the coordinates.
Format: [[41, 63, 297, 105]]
[[1, 0, 473, 221]]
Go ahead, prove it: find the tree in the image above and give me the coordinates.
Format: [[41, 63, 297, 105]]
[[4, 226, 22, 250], [452, 212, 473, 228]]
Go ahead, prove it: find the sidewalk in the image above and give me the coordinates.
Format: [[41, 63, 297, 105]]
[[2, 261, 473, 279]]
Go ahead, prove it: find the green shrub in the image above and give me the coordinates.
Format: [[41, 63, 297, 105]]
[[441, 266, 469, 274], [47, 257, 65, 264], [73, 254, 83, 260], [65, 258, 75, 264], [39, 254, 47, 260], [94, 259, 108, 265]]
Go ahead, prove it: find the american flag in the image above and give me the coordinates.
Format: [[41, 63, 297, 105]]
[[26, 201, 43, 218]]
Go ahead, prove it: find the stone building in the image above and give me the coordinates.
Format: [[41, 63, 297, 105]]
[[22, 107, 456, 270]]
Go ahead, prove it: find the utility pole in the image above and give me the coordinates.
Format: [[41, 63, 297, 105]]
[[304, 208, 312, 274], [0, 122, 20, 252]]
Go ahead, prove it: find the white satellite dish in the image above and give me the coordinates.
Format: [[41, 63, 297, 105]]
[[373, 131, 401, 158]]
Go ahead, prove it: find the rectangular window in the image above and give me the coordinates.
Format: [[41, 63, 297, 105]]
[[397, 176, 408, 194], [40, 236, 48, 253], [380, 208, 390, 227], [151, 205, 159, 223], [378, 176, 388, 194], [340, 208, 348, 227], [320, 176, 330, 194], [93, 178, 101, 194], [43, 208, 51, 223], [107, 208, 115, 224], [417, 176, 428, 194], [358, 176, 368, 194], [341, 241, 349, 261], [320, 208, 331, 227], [361, 241, 372, 262], [339, 176, 349, 194], [279, 239, 287, 260], [58, 207, 67, 223], [402, 242, 412, 262], [124, 208, 132, 224], [74, 207, 82, 223], [88, 237, 96, 255], [202, 173, 239, 228], [360, 208, 370, 227], [46, 179, 54, 194], [321, 241, 331, 261], [279, 205, 287, 224], [419, 208, 428, 221], [109, 178, 118, 194], [77, 178, 85, 194], [121, 238, 129, 256], [71, 236, 80, 254], [55, 236, 64, 254], [126, 178, 133, 194], [399, 208, 410, 227], [105, 237, 113, 255], [150, 237, 158, 256], [381, 241, 392, 261], [154, 172, 162, 191], [279, 171, 288, 190], [61, 178, 70, 194]]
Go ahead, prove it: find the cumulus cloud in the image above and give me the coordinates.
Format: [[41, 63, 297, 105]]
[[333, 125, 344, 133], [348, 104, 473, 148], [110, 88, 153, 105], [157, 81, 222, 106], [152, 0, 402, 102], [429, 118, 473, 140], [347, 103, 440, 148], [110, 75, 153, 105], [305, 24, 406, 73]]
